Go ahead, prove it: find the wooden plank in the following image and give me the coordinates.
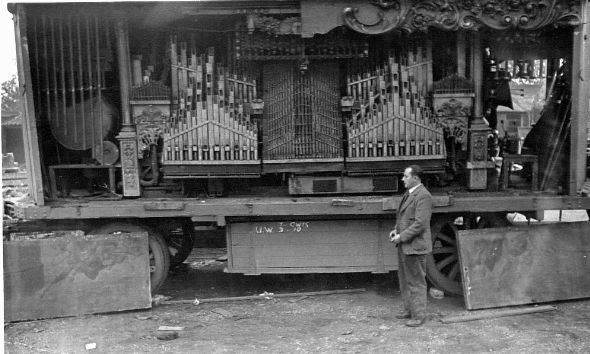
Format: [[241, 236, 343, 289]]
[[163, 288, 367, 304], [569, 0, 590, 194], [458, 222, 590, 310], [13, 5, 44, 205], [441, 305, 556, 324], [4, 232, 151, 322]]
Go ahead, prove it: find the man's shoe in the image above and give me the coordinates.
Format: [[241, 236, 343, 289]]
[[405, 317, 426, 327], [395, 311, 411, 319]]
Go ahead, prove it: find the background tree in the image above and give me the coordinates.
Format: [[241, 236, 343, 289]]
[[1, 75, 20, 115]]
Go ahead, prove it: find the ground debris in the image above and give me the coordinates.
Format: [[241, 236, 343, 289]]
[[158, 326, 184, 331], [156, 332, 179, 341], [211, 308, 234, 318], [288, 296, 309, 303], [429, 288, 444, 299], [152, 295, 172, 306]]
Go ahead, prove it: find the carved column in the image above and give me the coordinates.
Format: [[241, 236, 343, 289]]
[[115, 17, 140, 197], [467, 31, 493, 190]]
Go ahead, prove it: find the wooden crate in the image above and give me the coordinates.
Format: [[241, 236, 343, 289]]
[[4, 232, 151, 322], [227, 219, 397, 274]]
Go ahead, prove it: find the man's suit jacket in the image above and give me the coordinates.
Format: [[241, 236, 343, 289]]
[[395, 184, 433, 255]]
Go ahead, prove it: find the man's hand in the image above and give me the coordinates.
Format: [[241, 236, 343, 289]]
[[389, 229, 401, 244]]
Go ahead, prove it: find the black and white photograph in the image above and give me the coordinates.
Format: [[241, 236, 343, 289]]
[[2, 0, 590, 352]]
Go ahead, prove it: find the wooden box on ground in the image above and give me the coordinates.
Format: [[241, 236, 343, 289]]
[[4, 232, 151, 322], [226, 219, 397, 274], [457, 222, 590, 310]]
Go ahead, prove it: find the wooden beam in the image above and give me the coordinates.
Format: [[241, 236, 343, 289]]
[[13, 192, 590, 220], [569, 1, 590, 195], [13, 4, 44, 205]]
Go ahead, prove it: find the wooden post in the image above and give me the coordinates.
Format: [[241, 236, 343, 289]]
[[115, 16, 140, 196], [12, 4, 45, 205], [569, 1, 590, 195], [467, 31, 492, 190]]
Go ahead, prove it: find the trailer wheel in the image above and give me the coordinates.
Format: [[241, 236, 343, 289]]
[[426, 213, 509, 296], [91, 221, 170, 294], [153, 219, 195, 267]]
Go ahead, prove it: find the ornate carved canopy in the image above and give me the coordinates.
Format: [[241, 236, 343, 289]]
[[343, 0, 581, 35]]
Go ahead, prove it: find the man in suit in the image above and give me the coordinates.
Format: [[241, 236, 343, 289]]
[[390, 164, 433, 327]]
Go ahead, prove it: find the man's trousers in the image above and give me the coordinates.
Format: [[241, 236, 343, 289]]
[[397, 246, 427, 319]]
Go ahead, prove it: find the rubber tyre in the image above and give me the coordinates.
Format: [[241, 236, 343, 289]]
[[426, 213, 509, 296], [158, 220, 195, 267], [91, 221, 170, 294]]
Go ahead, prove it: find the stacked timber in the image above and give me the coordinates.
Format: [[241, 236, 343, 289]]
[[345, 49, 446, 163], [165, 39, 259, 165]]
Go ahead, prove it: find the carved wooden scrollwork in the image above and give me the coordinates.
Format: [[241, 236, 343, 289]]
[[134, 106, 167, 158], [432, 97, 472, 150], [343, 2, 406, 35], [343, 0, 581, 34]]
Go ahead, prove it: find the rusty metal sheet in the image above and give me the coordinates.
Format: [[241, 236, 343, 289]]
[[4, 232, 151, 322], [457, 222, 590, 310]]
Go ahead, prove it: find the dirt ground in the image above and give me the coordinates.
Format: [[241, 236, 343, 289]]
[[4, 247, 590, 354]]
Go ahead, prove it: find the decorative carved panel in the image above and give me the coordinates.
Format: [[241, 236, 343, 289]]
[[134, 106, 167, 158], [119, 138, 141, 197], [432, 96, 473, 150], [343, 0, 581, 35]]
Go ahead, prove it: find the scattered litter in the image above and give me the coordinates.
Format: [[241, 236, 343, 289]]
[[341, 330, 353, 335], [152, 295, 172, 306], [156, 332, 179, 341], [259, 291, 274, 300], [288, 296, 309, 303], [429, 288, 445, 299], [211, 308, 234, 318], [158, 326, 184, 331], [378, 325, 390, 330], [192, 298, 200, 306], [85, 343, 96, 350], [33, 328, 45, 333], [136, 315, 155, 320]]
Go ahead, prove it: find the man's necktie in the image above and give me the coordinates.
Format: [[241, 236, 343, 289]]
[[399, 191, 409, 210]]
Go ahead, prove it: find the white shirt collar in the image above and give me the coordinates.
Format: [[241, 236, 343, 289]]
[[409, 183, 422, 194]]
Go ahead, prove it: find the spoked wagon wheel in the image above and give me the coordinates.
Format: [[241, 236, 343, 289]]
[[91, 221, 170, 294], [426, 213, 509, 295]]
